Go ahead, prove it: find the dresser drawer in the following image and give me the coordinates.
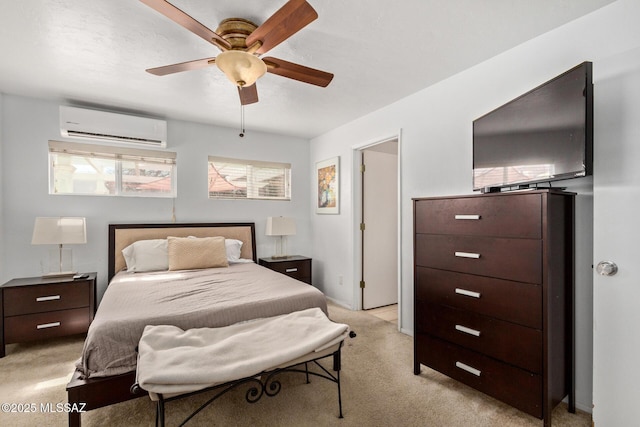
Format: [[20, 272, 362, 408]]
[[416, 333, 541, 418], [4, 308, 91, 343], [415, 194, 541, 238], [416, 302, 541, 373], [415, 234, 542, 284], [3, 281, 91, 316], [415, 267, 541, 328]]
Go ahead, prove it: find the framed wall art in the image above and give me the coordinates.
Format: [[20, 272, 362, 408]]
[[316, 156, 339, 214]]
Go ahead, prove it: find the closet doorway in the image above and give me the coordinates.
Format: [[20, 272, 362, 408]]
[[359, 139, 399, 310]]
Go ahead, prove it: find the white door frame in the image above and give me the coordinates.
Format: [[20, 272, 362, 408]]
[[351, 131, 403, 327]]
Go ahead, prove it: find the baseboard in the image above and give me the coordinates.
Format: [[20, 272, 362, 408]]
[[325, 297, 353, 310], [400, 326, 413, 336]]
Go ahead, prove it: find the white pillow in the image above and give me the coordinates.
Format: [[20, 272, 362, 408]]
[[121, 244, 136, 271], [121, 239, 168, 272], [225, 239, 243, 262]]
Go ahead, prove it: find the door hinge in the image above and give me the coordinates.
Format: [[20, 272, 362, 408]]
[[360, 280, 366, 289], [360, 223, 366, 231], [360, 164, 365, 173]]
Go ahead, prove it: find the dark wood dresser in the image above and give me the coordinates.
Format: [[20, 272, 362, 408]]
[[259, 256, 312, 284], [0, 273, 96, 357], [413, 190, 574, 426]]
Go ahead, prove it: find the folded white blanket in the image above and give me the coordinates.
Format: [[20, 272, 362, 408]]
[[136, 307, 349, 395]]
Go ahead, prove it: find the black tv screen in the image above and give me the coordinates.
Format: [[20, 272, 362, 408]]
[[473, 62, 593, 192]]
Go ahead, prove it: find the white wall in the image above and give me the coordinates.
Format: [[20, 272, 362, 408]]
[[0, 95, 311, 300], [310, 0, 640, 413]]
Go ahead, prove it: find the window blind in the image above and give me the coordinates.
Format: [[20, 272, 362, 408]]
[[208, 156, 291, 200], [48, 140, 177, 197]]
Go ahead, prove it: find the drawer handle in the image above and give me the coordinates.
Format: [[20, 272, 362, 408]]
[[456, 361, 481, 376], [36, 295, 61, 302], [455, 251, 480, 259], [37, 322, 61, 330], [454, 214, 481, 220], [455, 324, 481, 337], [285, 268, 298, 273], [455, 288, 481, 299]]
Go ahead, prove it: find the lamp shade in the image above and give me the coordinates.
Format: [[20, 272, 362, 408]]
[[265, 217, 296, 236], [32, 217, 87, 245], [215, 50, 267, 87]]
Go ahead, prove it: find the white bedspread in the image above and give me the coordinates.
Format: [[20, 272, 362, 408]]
[[136, 308, 349, 395]]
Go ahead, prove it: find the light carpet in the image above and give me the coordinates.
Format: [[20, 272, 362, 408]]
[[0, 302, 590, 426]]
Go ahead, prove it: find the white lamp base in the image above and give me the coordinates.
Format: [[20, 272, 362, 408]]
[[272, 235, 290, 259], [42, 247, 75, 277]]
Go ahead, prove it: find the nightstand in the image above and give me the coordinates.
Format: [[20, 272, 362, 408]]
[[0, 272, 96, 357], [259, 256, 312, 284]]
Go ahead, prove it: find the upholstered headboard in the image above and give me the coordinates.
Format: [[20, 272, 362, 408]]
[[108, 223, 257, 281]]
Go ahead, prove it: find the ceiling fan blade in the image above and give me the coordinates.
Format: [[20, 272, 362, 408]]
[[245, 0, 318, 55], [140, 0, 231, 50], [146, 57, 216, 76], [263, 57, 333, 87], [238, 84, 259, 105]]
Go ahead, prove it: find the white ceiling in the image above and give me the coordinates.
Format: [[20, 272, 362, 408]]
[[0, 0, 614, 139]]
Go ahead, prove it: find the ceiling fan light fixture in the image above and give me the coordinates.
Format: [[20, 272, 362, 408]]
[[215, 50, 267, 87]]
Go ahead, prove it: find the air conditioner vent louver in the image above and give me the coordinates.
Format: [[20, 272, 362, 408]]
[[60, 106, 167, 148], [65, 130, 163, 145]]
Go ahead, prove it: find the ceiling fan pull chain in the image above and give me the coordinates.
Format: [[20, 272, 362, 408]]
[[239, 103, 245, 138]]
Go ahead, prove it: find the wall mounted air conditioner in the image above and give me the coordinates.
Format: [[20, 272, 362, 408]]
[[60, 106, 167, 148]]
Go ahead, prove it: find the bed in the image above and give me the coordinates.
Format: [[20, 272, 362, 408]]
[[66, 222, 328, 427]]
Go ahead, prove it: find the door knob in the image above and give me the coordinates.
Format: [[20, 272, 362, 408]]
[[596, 261, 618, 276]]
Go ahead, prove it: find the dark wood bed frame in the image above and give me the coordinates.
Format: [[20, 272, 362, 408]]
[[66, 222, 257, 427]]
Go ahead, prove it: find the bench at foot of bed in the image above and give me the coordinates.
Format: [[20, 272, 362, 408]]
[[133, 308, 354, 427], [133, 342, 349, 427]]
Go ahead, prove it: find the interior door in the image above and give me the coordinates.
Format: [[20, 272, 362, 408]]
[[592, 48, 640, 425], [361, 142, 398, 309]]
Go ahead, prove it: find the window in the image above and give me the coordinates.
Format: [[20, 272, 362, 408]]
[[208, 156, 291, 200], [48, 140, 177, 197]]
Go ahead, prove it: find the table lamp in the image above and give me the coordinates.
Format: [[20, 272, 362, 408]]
[[32, 217, 86, 277]]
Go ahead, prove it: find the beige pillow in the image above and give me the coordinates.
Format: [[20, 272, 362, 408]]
[[167, 236, 229, 271]]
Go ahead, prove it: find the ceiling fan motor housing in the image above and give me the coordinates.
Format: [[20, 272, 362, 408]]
[[214, 18, 258, 50]]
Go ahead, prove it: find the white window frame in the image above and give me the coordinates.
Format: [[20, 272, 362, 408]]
[[208, 156, 291, 200], [48, 140, 177, 197]]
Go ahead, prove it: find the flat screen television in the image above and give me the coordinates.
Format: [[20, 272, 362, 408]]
[[472, 61, 593, 192]]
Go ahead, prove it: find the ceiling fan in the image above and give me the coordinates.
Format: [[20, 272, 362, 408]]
[[140, 0, 334, 106]]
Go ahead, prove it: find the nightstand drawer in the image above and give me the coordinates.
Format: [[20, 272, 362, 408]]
[[4, 308, 91, 343], [268, 260, 310, 279], [259, 257, 312, 284], [3, 281, 91, 316]]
